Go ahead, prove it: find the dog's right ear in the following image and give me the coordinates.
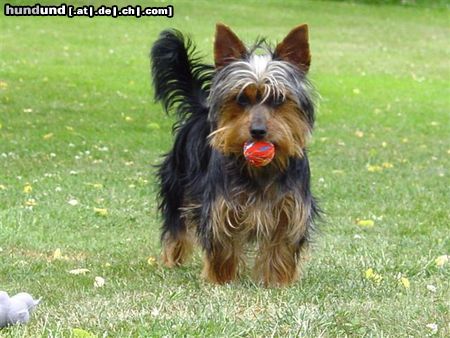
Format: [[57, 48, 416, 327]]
[[214, 23, 246, 69]]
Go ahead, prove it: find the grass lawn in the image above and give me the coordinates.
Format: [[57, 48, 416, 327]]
[[1, 0, 449, 336]]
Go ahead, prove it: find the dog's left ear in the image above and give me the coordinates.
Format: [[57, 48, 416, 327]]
[[214, 23, 247, 69], [274, 24, 311, 73]]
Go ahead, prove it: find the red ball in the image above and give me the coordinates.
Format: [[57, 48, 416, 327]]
[[243, 141, 275, 167]]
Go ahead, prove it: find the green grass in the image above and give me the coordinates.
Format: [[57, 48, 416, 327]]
[[1, 0, 449, 336]]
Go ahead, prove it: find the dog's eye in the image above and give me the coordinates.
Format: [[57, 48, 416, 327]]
[[267, 95, 285, 107], [236, 93, 250, 107]]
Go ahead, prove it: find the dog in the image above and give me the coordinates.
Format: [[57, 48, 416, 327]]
[[150, 23, 318, 286]]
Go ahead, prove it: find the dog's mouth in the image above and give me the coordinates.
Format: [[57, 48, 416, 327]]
[[241, 140, 277, 168]]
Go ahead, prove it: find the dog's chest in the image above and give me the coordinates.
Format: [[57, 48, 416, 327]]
[[212, 190, 307, 241]]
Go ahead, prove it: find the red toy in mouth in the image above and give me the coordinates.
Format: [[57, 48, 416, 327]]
[[243, 141, 275, 167]]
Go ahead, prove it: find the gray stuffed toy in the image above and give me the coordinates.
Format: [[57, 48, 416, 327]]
[[0, 291, 40, 328]]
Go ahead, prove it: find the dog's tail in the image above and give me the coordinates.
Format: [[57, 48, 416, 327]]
[[150, 29, 214, 128]]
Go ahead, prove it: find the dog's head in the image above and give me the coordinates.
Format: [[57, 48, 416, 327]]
[[209, 24, 315, 169]]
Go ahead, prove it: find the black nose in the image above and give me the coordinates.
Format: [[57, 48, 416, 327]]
[[250, 127, 267, 140]]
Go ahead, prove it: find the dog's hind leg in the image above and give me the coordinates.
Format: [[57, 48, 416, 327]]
[[161, 228, 194, 268], [158, 152, 195, 268]]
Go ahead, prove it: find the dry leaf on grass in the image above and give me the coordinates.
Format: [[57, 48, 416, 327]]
[[69, 268, 90, 275], [94, 276, 105, 288]]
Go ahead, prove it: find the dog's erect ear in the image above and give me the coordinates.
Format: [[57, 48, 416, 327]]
[[214, 23, 247, 69], [274, 24, 311, 72]]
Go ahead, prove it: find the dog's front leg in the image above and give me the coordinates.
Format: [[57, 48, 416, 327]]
[[253, 196, 311, 287], [201, 240, 242, 284], [199, 195, 243, 284]]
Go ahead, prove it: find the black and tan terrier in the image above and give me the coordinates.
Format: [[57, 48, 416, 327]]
[[150, 23, 319, 287]]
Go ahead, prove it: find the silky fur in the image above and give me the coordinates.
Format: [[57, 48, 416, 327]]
[[151, 24, 319, 287]]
